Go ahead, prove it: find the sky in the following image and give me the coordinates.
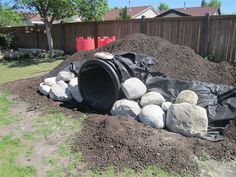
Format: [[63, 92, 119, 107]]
[[108, 0, 236, 14], [1, 0, 236, 14]]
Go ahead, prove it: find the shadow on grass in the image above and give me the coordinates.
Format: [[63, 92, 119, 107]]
[[1, 57, 65, 68]]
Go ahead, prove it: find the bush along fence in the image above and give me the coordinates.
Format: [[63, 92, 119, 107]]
[[0, 14, 236, 64]]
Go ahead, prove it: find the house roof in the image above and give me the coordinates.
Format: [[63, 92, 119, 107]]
[[158, 6, 220, 17], [20, 12, 44, 23], [104, 5, 158, 20]]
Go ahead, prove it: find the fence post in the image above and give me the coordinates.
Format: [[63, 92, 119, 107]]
[[200, 13, 210, 58], [60, 21, 65, 52], [140, 15, 146, 34], [94, 22, 98, 48]]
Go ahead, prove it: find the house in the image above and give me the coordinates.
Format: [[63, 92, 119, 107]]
[[104, 5, 159, 20], [158, 7, 221, 17], [21, 13, 44, 25]]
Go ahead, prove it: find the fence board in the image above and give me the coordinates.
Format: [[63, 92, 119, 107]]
[[1, 15, 236, 64]]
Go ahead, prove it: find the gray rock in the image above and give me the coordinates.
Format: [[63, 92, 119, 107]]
[[175, 90, 198, 105], [111, 99, 141, 118], [49, 80, 72, 101], [161, 102, 172, 111], [94, 52, 113, 60], [139, 105, 165, 128], [57, 71, 75, 82], [68, 78, 83, 103], [38, 82, 51, 96], [140, 91, 166, 107], [122, 78, 147, 100], [44, 77, 57, 86], [166, 103, 208, 137]]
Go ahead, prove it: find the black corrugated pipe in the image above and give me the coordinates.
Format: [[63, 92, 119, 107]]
[[79, 59, 122, 112]]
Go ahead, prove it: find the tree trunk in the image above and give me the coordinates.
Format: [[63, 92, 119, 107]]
[[45, 22, 54, 51]]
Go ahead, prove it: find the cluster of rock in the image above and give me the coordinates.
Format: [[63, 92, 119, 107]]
[[38, 71, 83, 103], [111, 77, 208, 137]]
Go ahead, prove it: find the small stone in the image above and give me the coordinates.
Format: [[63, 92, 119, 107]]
[[140, 91, 166, 107], [139, 105, 165, 129], [122, 78, 147, 100], [161, 102, 172, 111], [94, 52, 114, 60], [111, 99, 141, 118], [68, 78, 83, 103], [44, 77, 57, 86], [49, 80, 72, 101], [38, 82, 51, 96], [175, 90, 198, 105], [57, 71, 75, 82]]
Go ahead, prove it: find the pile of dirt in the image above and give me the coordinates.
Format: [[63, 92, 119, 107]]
[[73, 115, 236, 175], [2, 33, 236, 175], [51, 33, 236, 86]]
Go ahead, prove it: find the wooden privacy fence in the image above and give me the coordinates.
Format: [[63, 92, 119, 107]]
[[0, 14, 236, 64]]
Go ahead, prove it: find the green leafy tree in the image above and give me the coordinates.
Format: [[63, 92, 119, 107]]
[[158, 2, 169, 11], [202, 0, 221, 8], [116, 6, 131, 20], [0, 4, 23, 27], [76, 0, 108, 21], [201, 0, 207, 7], [15, 0, 77, 51]]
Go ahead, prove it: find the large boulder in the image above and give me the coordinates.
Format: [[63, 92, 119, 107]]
[[161, 102, 172, 111], [175, 90, 198, 105], [139, 105, 165, 129], [38, 82, 51, 96], [122, 78, 147, 100], [49, 80, 72, 101], [44, 77, 57, 86], [68, 78, 83, 103], [94, 52, 113, 60], [140, 91, 165, 107], [57, 71, 75, 82], [111, 99, 141, 118], [166, 103, 208, 137]]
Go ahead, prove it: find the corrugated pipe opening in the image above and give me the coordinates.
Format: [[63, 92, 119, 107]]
[[79, 59, 121, 112]]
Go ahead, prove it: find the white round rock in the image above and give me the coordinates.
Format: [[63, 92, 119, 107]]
[[175, 90, 198, 105], [39, 82, 51, 96], [94, 52, 114, 60], [139, 105, 165, 129], [111, 99, 141, 118], [57, 71, 75, 82], [122, 78, 147, 100], [161, 102, 172, 111], [140, 91, 166, 107], [49, 80, 72, 101], [68, 78, 83, 103], [44, 77, 57, 86]]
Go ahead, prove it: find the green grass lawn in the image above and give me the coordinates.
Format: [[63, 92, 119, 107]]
[[0, 57, 64, 84]]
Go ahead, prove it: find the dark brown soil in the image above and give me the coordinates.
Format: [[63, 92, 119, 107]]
[[72, 115, 236, 175], [51, 33, 236, 86], [2, 33, 236, 175]]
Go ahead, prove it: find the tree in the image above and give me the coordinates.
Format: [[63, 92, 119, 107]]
[[202, 0, 221, 8], [15, 0, 77, 51], [158, 2, 169, 11], [0, 4, 23, 27], [76, 0, 108, 22], [116, 6, 131, 20], [201, 0, 207, 7]]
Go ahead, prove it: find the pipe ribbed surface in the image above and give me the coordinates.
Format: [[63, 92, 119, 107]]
[[79, 59, 121, 112]]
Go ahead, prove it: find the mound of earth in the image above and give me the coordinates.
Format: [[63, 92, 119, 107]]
[[72, 115, 236, 175], [2, 33, 236, 175], [51, 33, 236, 86]]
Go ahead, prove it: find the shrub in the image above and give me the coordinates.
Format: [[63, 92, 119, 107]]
[[0, 33, 13, 50]]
